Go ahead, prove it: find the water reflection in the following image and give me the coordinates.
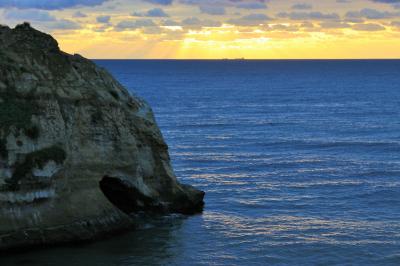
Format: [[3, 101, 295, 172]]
[[0, 215, 187, 266]]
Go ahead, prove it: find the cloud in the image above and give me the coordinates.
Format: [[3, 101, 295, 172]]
[[73, 11, 87, 18], [132, 7, 169, 17], [319, 21, 351, 29], [180, 0, 267, 10], [352, 23, 385, 31], [161, 19, 180, 26], [181, 17, 221, 28], [292, 3, 313, 10], [181, 17, 201, 25], [236, 2, 267, 9], [345, 8, 400, 19], [300, 21, 314, 28], [143, 0, 173, 5], [277, 11, 340, 20], [97, 15, 111, 24], [199, 5, 226, 15], [115, 19, 157, 31], [371, 0, 400, 3], [146, 7, 169, 17], [3, 8, 83, 31], [266, 23, 300, 32], [227, 13, 271, 26], [4, 9, 56, 21], [0, 0, 109, 10], [47, 19, 81, 30]]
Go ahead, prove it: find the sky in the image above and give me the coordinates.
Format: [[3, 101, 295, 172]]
[[1, 0, 400, 59]]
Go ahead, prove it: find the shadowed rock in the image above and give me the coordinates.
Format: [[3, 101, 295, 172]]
[[0, 22, 204, 250]]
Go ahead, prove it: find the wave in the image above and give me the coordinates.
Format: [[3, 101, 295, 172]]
[[253, 139, 400, 150]]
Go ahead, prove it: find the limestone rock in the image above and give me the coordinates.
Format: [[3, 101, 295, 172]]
[[0, 23, 204, 250]]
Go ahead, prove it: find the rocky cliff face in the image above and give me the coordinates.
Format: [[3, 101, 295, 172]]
[[0, 23, 204, 250]]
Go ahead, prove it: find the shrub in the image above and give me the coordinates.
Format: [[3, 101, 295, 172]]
[[109, 91, 119, 100], [0, 139, 7, 159], [0, 89, 36, 133], [6, 145, 66, 190], [24, 125, 40, 139]]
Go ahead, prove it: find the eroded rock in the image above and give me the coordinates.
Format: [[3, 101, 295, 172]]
[[0, 23, 204, 250]]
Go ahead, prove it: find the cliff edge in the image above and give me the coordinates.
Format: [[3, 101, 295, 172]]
[[0, 23, 204, 250]]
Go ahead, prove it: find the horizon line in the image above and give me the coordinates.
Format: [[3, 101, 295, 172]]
[[91, 58, 400, 61]]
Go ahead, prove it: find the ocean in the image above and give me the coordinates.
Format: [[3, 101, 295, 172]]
[[3, 60, 400, 265]]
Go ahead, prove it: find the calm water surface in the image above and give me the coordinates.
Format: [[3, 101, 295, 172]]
[[2, 60, 400, 265]]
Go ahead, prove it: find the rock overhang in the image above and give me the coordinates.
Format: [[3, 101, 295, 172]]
[[0, 22, 205, 250]]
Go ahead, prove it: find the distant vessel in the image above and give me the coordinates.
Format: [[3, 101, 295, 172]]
[[222, 57, 245, 60]]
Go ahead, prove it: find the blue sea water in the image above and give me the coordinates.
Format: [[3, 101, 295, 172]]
[[3, 60, 400, 265]]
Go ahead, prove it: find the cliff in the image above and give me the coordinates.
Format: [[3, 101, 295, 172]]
[[0, 23, 204, 250]]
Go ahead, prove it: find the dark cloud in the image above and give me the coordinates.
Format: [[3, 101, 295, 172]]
[[73, 11, 88, 18], [161, 19, 180, 26], [181, 17, 221, 28], [132, 8, 169, 17], [4, 9, 81, 30], [277, 12, 339, 20], [146, 8, 169, 17], [143, 0, 173, 5], [199, 5, 226, 15], [0, 0, 109, 10], [371, 0, 400, 3], [180, 0, 267, 10], [352, 23, 385, 31], [97, 15, 111, 23], [227, 13, 271, 26], [4, 9, 56, 21], [345, 8, 400, 19], [48, 19, 81, 29], [236, 2, 267, 9], [292, 3, 312, 10], [319, 21, 351, 29], [115, 19, 157, 31]]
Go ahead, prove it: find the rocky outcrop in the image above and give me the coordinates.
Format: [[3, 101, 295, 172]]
[[0, 23, 204, 250]]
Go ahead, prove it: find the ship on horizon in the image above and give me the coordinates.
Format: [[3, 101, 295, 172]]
[[222, 57, 246, 60]]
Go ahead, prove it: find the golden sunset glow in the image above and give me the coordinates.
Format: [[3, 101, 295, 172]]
[[1, 0, 400, 59]]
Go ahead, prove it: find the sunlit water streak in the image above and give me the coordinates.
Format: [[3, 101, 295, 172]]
[[2, 60, 400, 265]]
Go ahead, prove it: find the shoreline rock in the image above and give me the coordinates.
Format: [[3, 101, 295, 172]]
[[0, 22, 204, 250]]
